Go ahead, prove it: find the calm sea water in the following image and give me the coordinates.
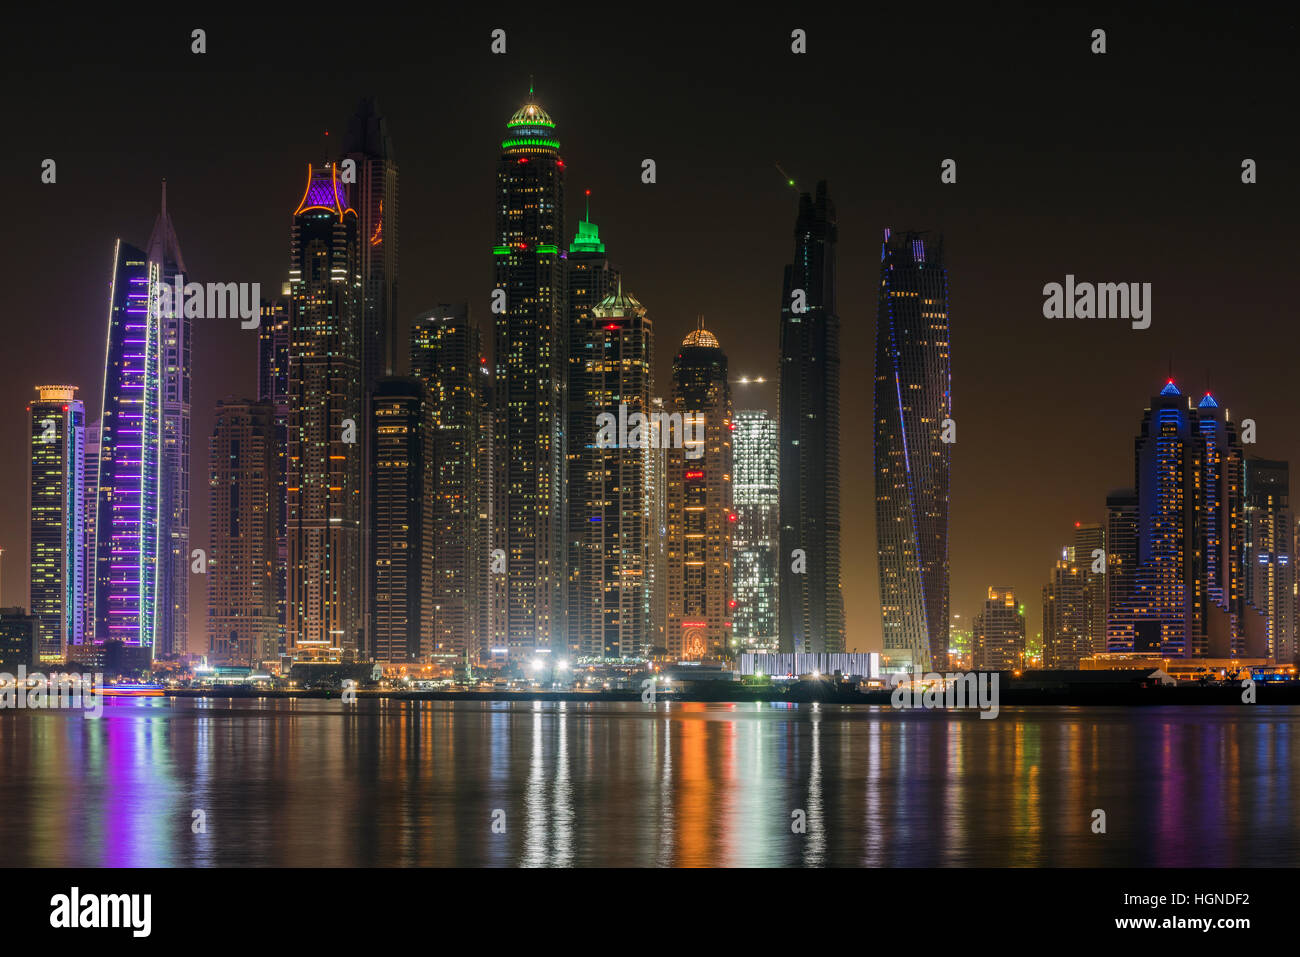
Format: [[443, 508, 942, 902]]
[[0, 699, 1295, 867]]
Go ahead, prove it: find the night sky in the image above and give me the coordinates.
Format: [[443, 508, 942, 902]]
[[5, 10, 1297, 652]]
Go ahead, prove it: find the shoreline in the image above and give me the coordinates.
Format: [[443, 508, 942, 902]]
[[155, 684, 1300, 706]]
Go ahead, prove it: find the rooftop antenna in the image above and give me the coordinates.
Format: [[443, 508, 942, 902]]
[[585, 188, 591, 222]]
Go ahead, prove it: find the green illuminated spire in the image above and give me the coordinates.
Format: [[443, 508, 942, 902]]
[[570, 189, 605, 253]]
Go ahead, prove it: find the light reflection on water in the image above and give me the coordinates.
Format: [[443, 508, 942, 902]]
[[0, 699, 1295, 867]]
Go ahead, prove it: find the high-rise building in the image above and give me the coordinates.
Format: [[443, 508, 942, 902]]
[[343, 97, 400, 388], [646, 396, 669, 655], [778, 182, 844, 655], [1043, 553, 1089, 669], [82, 418, 100, 637], [1197, 393, 1253, 655], [28, 385, 87, 662], [1073, 522, 1107, 653], [1108, 381, 1266, 657], [286, 163, 363, 661], [565, 196, 619, 657], [148, 182, 190, 658], [369, 378, 432, 665], [411, 306, 490, 665], [94, 240, 163, 652], [666, 322, 733, 660], [258, 291, 291, 657], [1245, 459, 1295, 663], [973, 586, 1024, 671], [344, 98, 399, 664], [570, 285, 653, 660], [1105, 490, 1146, 651], [492, 87, 567, 661], [0, 608, 39, 672], [733, 409, 778, 653], [207, 399, 278, 666], [874, 229, 951, 673]]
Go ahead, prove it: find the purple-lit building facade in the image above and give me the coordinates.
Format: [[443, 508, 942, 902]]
[[92, 240, 163, 651]]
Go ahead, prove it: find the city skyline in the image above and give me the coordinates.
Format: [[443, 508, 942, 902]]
[[7, 14, 1297, 655]]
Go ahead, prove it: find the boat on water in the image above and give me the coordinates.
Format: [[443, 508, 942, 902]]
[[101, 683, 166, 698]]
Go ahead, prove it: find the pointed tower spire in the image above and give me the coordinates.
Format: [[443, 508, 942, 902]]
[[147, 179, 186, 274]]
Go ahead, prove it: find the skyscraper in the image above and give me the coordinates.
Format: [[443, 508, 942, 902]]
[[492, 87, 567, 661], [874, 229, 952, 673], [28, 385, 87, 662], [148, 182, 190, 658], [258, 292, 291, 657], [1043, 552, 1089, 669], [286, 163, 362, 661], [1127, 380, 1208, 656], [1105, 490, 1145, 651], [1244, 459, 1295, 662], [82, 418, 100, 638], [343, 98, 399, 662], [94, 240, 163, 651], [666, 322, 733, 660], [646, 396, 669, 655], [565, 195, 619, 656], [1073, 522, 1107, 653], [973, 586, 1024, 672], [1109, 381, 1266, 657], [207, 399, 278, 667], [733, 409, 778, 653], [412, 306, 490, 666], [778, 181, 843, 655], [570, 284, 653, 660], [369, 378, 432, 665], [343, 97, 400, 388]]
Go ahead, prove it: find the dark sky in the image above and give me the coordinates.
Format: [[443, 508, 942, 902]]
[[5, 10, 1297, 652]]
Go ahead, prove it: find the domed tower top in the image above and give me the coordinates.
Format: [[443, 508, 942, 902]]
[[503, 81, 559, 152], [593, 279, 645, 320], [682, 316, 720, 349]]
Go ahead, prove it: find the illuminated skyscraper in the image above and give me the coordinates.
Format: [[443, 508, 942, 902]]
[[411, 306, 490, 665], [1109, 381, 1266, 657], [734, 409, 778, 653], [148, 182, 190, 658], [258, 292, 290, 656], [344, 98, 399, 659], [1127, 381, 1208, 656], [286, 164, 362, 661], [973, 586, 1024, 672], [1244, 459, 1295, 662], [666, 322, 733, 660], [1073, 521, 1107, 653], [343, 97, 400, 388], [1043, 551, 1089, 669], [646, 396, 669, 655], [1105, 490, 1145, 651], [94, 240, 162, 651], [570, 285, 653, 659], [565, 196, 619, 656], [778, 182, 843, 655], [492, 87, 567, 661], [82, 418, 100, 636], [28, 385, 87, 662], [369, 378, 432, 664], [874, 229, 951, 673], [207, 399, 278, 666]]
